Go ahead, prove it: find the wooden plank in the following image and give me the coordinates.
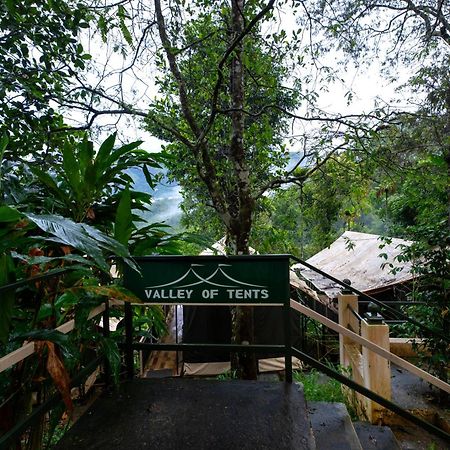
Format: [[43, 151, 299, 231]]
[[338, 294, 359, 367], [389, 337, 428, 357], [290, 298, 450, 394], [0, 343, 35, 373], [344, 343, 364, 378], [361, 320, 391, 423], [0, 304, 106, 373]]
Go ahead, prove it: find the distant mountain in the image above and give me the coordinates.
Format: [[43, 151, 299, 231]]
[[127, 167, 183, 227], [129, 152, 305, 228]]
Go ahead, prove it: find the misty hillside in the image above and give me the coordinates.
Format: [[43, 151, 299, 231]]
[[128, 167, 183, 227], [128, 153, 303, 228]]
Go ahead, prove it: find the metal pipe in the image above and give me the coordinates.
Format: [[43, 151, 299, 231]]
[[291, 347, 450, 442]]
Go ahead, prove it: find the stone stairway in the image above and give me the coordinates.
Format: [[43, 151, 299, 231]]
[[54, 379, 403, 449], [308, 401, 401, 450]]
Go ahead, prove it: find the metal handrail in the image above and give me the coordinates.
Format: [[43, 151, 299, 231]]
[[0, 267, 110, 448], [0, 356, 103, 448], [290, 347, 450, 442], [2, 254, 447, 447], [384, 320, 408, 324], [358, 301, 428, 305], [0, 268, 74, 293], [347, 305, 363, 322], [289, 254, 449, 342]]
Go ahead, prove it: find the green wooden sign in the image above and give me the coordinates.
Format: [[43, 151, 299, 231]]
[[123, 255, 290, 305]]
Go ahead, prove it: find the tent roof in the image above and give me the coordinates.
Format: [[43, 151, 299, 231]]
[[292, 231, 413, 299], [200, 237, 256, 255]]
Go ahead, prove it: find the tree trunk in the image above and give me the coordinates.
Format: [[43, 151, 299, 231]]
[[228, 0, 257, 380], [154, 0, 260, 379]]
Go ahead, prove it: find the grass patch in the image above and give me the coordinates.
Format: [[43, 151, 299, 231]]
[[294, 368, 357, 420], [294, 369, 346, 402], [216, 369, 238, 380]]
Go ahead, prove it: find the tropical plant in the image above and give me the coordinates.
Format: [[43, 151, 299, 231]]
[[396, 223, 449, 402], [28, 133, 160, 224], [0, 128, 179, 448]]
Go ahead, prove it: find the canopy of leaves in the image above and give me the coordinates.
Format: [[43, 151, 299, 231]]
[[147, 3, 298, 213], [0, 0, 93, 155]]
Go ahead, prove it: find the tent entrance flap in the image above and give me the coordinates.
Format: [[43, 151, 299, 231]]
[[182, 305, 302, 367]]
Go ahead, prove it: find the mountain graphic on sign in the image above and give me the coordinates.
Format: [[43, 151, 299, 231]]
[[146, 264, 266, 289]]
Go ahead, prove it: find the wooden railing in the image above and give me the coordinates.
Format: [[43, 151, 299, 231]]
[[0, 303, 107, 373], [338, 293, 391, 422], [290, 295, 450, 424]]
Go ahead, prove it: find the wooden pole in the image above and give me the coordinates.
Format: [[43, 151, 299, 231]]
[[338, 293, 359, 367], [361, 319, 391, 424]]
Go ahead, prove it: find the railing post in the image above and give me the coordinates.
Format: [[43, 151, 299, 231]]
[[338, 288, 359, 367], [361, 305, 391, 424], [284, 299, 292, 383], [125, 301, 134, 379]]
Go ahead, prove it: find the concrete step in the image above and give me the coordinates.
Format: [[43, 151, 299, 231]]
[[54, 379, 316, 449], [308, 401, 362, 450], [353, 422, 401, 450]]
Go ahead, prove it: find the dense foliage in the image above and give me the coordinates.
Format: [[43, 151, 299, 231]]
[[0, 0, 449, 445], [0, 132, 185, 448]]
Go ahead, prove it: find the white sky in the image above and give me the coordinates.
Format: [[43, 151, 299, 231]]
[[66, 2, 416, 152]]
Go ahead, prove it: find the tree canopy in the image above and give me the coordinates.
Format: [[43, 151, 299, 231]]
[[0, 0, 448, 401]]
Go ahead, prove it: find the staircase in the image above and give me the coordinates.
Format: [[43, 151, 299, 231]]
[[53, 378, 403, 450], [308, 401, 400, 450]]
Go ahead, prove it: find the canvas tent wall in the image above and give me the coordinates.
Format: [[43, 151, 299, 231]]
[[182, 305, 303, 375]]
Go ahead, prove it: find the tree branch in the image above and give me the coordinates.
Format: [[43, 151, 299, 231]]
[[199, 0, 276, 143]]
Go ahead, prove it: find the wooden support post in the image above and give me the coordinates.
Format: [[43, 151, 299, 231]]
[[338, 293, 359, 368], [361, 319, 391, 424]]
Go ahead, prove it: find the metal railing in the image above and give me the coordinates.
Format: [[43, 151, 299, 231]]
[[290, 254, 449, 342], [1, 254, 449, 447], [0, 270, 110, 449]]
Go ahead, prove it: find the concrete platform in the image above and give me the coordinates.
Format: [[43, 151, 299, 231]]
[[54, 379, 315, 450]]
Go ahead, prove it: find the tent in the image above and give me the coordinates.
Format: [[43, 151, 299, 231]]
[[291, 231, 413, 305]]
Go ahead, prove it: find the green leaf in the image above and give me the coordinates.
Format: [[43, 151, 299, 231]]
[[37, 303, 53, 321], [62, 141, 82, 195], [0, 133, 8, 161], [13, 329, 69, 347], [118, 5, 133, 46], [142, 164, 157, 189], [0, 205, 21, 223], [98, 15, 108, 42], [105, 140, 142, 169], [29, 167, 68, 205], [77, 138, 94, 175], [11, 251, 95, 267], [100, 337, 121, 384], [75, 285, 142, 303], [25, 213, 132, 272], [94, 132, 117, 173], [55, 291, 80, 310]]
